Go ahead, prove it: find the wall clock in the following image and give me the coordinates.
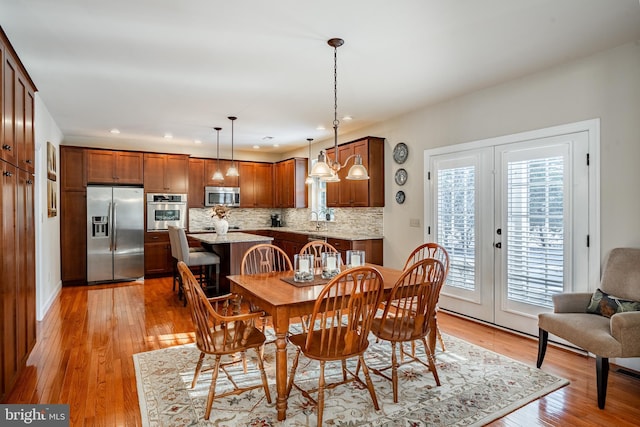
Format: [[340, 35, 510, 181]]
[[392, 142, 409, 164], [394, 168, 408, 186], [395, 190, 406, 204]]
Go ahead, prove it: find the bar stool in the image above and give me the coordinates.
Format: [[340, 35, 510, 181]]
[[168, 226, 221, 303]]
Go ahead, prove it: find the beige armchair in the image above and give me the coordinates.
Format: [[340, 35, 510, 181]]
[[537, 247, 640, 409]]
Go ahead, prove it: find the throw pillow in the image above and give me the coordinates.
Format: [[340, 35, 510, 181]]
[[586, 288, 640, 318]]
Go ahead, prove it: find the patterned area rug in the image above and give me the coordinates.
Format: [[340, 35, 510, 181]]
[[133, 333, 568, 426]]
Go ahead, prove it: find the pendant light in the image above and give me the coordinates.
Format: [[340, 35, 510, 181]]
[[212, 127, 224, 181], [226, 116, 239, 177], [309, 38, 369, 181], [305, 138, 314, 185]]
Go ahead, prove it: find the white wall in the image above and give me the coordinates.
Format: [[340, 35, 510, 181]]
[[34, 94, 63, 320], [315, 41, 639, 270]]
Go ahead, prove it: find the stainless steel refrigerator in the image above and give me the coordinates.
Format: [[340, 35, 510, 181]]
[[87, 186, 144, 283]]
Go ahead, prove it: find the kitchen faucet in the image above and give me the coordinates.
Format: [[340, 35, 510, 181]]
[[310, 211, 322, 231]]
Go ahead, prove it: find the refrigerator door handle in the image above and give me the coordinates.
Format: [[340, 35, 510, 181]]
[[112, 202, 118, 251], [108, 202, 114, 252]]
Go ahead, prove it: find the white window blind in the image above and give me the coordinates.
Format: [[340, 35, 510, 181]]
[[506, 156, 564, 309], [437, 165, 476, 291]]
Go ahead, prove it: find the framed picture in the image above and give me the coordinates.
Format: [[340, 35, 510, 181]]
[[47, 179, 57, 217], [47, 141, 57, 181]]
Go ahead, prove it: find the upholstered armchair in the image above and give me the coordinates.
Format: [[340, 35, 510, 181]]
[[537, 247, 640, 409]]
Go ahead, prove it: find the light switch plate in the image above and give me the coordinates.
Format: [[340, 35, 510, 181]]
[[409, 218, 420, 227]]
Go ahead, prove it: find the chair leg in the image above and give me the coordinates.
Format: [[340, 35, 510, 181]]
[[359, 355, 380, 410], [317, 361, 326, 427], [436, 325, 446, 352], [537, 328, 548, 368], [191, 352, 206, 388], [422, 337, 440, 386], [204, 355, 223, 420], [391, 341, 399, 403], [254, 347, 272, 403], [596, 356, 609, 409], [286, 350, 301, 398]]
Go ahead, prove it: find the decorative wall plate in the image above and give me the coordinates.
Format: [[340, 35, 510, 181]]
[[392, 142, 409, 164], [395, 190, 406, 204], [395, 168, 408, 186]]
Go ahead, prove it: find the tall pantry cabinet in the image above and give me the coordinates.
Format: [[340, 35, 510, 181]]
[[0, 29, 37, 401]]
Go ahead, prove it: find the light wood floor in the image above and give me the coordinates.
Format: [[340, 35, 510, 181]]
[[5, 276, 640, 426]]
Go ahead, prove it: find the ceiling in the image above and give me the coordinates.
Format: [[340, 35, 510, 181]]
[[2, 0, 640, 157]]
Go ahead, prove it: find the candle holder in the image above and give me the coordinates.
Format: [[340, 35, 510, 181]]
[[321, 252, 341, 279], [294, 254, 314, 282], [346, 250, 365, 268]]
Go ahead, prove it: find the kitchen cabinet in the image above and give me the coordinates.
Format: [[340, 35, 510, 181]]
[[205, 159, 239, 187], [239, 162, 273, 208], [60, 147, 85, 191], [326, 136, 384, 207], [0, 29, 37, 401], [144, 232, 173, 275], [144, 153, 189, 193], [86, 149, 144, 184], [188, 158, 205, 208], [274, 158, 308, 208], [60, 146, 87, 285]]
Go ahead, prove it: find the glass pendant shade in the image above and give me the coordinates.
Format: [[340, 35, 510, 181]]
[[322, 169, 341, 183], [226, 163, 239, 177], [346, 155, 369, 180], [212, 170, 224, 181], [309, 152, 333, 177]]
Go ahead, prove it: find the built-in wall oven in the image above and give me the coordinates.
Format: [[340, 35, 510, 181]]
[[146, 193, 187, 231]]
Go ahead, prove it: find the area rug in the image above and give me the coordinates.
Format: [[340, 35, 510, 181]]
[[133, 333, 568, 426]]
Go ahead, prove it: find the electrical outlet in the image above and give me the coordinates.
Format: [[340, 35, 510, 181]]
[[409, 218, 420, 227]]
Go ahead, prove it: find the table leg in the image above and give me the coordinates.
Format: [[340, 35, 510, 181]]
[[273, 313, 290, 421]]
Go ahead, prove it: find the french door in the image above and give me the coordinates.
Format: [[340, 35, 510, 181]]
[[425, 128, 593, 336]]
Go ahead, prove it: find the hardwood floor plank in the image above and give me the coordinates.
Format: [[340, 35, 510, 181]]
[[3, 277, 640, 426]]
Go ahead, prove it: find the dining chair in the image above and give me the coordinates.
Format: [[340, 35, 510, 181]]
[[241, 243, 293, 354], [177, 261, 272, 420], [241, 243, 293, 275], [168, 226, 206, 292], [403, 242, 450, 352], [299, 240, 339, 268], [168, 226, 221, 302], [286, 266, 385, 426], [370, 258, 445, 402]]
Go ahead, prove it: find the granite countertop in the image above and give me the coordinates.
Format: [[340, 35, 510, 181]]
[[188, 232, 274, 245], [189, 227, 383, 241]]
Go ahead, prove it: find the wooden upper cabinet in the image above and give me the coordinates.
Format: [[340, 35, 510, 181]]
[[60, 146, 85, 191], [188, 158, 205, 208], [2, 51, 17, 166], [205, 159, 239, 187], [274, 158, 308, 208], [239, 161, 273, 208], [326, 136, 384, 208], [86, 149, 143, 184], [143, 153, 189, 193]]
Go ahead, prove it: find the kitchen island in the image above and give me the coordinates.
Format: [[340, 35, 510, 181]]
[[188, 232, 274, 293]]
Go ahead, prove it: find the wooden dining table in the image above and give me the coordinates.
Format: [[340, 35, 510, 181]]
[[227, 263, 406, 421]]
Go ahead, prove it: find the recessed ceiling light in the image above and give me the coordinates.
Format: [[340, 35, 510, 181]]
[[164, 133, 173, 139], [253, 145, 260, 149], [342, 115, 353, 121], [316, 125, 326, 130], [194, 139, 202, 144], [273, 144, 280, 148], [110, 128, 120, 134]]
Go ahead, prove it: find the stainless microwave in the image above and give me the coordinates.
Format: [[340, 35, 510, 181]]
[[205, 186, 240, 207]]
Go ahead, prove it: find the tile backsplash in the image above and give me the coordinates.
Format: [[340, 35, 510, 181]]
[[189, 207, 383, 236]]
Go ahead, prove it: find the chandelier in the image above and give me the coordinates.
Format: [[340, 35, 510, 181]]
[[309, 38, 369, 182]]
